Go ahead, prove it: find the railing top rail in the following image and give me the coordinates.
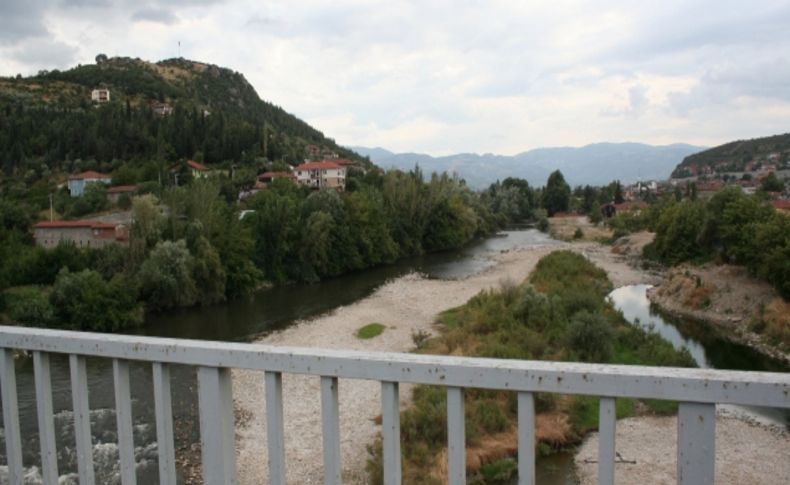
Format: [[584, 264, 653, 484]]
[[1, 326, 788, 408]]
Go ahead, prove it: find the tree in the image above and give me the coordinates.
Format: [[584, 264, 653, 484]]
[[50, 269, 142, 331], [95, 53, 108, 64], [760, 172, 784, 192], [542, 170, 570, 216], [137, 240, 197, 311]]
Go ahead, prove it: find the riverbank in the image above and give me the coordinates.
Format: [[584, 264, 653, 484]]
[[233, 242, 573, 484], [647, 264, 790, 365], [574, 414, 790, 484]]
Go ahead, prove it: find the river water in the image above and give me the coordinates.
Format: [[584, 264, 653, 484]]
[[2, 233, 787, 484]]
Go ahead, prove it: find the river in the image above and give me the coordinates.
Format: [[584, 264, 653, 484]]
[[2, 234, 787, 484]]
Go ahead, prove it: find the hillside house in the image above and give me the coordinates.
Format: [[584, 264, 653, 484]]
[[150, 101, 173, 116], [68, 171, 112, 197], [294, 161, 346, 190], [32, 220, 129, 249], [106, 185, 137, 204], [772, 199, 790, 215], [91, 88, 110, 103], [170, 160, 210, 181]]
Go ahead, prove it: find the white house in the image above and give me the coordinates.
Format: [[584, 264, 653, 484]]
[[91, 88, 110, 103], [294, 161, 346, 190]]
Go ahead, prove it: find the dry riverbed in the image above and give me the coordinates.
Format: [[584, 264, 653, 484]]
[[231, 236, 789, 484]]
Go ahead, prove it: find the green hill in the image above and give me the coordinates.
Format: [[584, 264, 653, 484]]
[[0, 56, 369, 172], [671, 132, 790, 178]]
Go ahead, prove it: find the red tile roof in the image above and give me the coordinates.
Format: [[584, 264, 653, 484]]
[[772, 200, 790, 211], [295, 161, 343, 171], [33, 220, 118, 229], [187, 160, 209, 171], [613, 201, 648, 211], [107, 184, 137, 194], [259, 171, 296, 180], [69, 171, 112, 180]]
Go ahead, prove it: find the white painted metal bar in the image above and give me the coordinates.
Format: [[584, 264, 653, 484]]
[[2, 326, 787, 408], [598, 397, 616, 485], [69, 354, 95, 485], [517, 392, 535, 485], [0, 348, 24, 485], [33, 351, 58, 485], [677, 402, 715, 485], [320, 376, 341, 485], [197, 366, 238, 485], [265, 371, 286, 485], [152, 362, 176, 485], [381, 381, 401, 485], [113, 359, 136, 485], [447, 386, 465, 485]]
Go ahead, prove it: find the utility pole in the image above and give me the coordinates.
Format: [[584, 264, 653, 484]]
[[49, 193, 53, 221]]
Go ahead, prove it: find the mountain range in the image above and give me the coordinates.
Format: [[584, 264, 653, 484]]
[[350, 143, 706, 188]]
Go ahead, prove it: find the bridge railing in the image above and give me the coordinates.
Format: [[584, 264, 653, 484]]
[[1, 325, 788, 485]]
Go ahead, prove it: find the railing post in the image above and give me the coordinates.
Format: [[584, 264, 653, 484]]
[[33, 351, 58, 485], [517, 392, 535, 485], [265, 371, 286, 485], [70, 354, 96, 485], [0, 348, 23, 485], [677, 402, 715, 485], [113, 359, 137, 485], [152, 362, 176, 485], [447, 386, 465, 485], [197, 366, 238, 485], [320, 376, 341, 485], [381, 381, 401, 485], [598, 397, 616, 485]]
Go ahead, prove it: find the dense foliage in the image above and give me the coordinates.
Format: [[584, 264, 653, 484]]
[[643, 187, 790, 298], [0, 56, 367, 173], [367, 251, 694, 484], [0, 169, 504, 330]]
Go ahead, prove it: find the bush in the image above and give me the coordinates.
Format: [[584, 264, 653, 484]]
[[573, 227, 584, 239], [3, 286, 54, 326], [567, 311, 614, 362], [50, 269, 142, 331]]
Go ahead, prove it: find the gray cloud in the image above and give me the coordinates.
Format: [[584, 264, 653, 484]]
[[0, 1, 50, 45], [132, 7, 179, 25], [8, 38, 79, 68]]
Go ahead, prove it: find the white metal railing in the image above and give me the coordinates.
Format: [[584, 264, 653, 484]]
[[0, 325, 789, 485]]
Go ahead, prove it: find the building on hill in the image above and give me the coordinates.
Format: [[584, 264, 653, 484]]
[[258, 171, 297, 186], [32, 220, 129, 249], [170, 160, 210, 181], [294, 161, 346, 190], [106, 185, 137, 204], [91, 88, 110, 103], [150, 101, 173, 116], [68, 171, 112, 197]]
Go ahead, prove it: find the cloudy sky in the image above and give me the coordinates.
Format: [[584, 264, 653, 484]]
[[1, 1, 789, 155]]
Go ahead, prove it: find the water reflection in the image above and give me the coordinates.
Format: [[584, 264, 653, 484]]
[[609, 284, 789, 427]]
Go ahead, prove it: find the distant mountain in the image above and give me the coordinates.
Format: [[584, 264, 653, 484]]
[[671, 132, 790, 178], [351, 143, 706, 188]]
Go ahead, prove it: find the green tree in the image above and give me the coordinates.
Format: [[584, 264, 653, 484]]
[[137, 240, 197, 310], [50, 269, 142, 331], [542, 170, 570, 216], [760, 172, 784, 192]]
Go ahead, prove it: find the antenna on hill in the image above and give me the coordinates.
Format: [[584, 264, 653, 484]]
[[178, 41, 181, 58]]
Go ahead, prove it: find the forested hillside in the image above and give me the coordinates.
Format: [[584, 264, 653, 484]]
[[671, 132, 790, 177], [0, 56, 368, 172]]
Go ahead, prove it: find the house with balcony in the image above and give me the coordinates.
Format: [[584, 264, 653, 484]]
[[294, 161, 346, 190], [67, 171, 112, 197], [32, 220, 129, 249]]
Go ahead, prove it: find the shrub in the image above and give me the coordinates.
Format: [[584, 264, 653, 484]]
[[3, 286, 54, 326], [356, 323, 386, 339], [573, 227, 584, 239], [567, 311, 614, 362]]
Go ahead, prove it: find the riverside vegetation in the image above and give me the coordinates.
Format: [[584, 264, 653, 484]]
[[367, 251, 695, 484]]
